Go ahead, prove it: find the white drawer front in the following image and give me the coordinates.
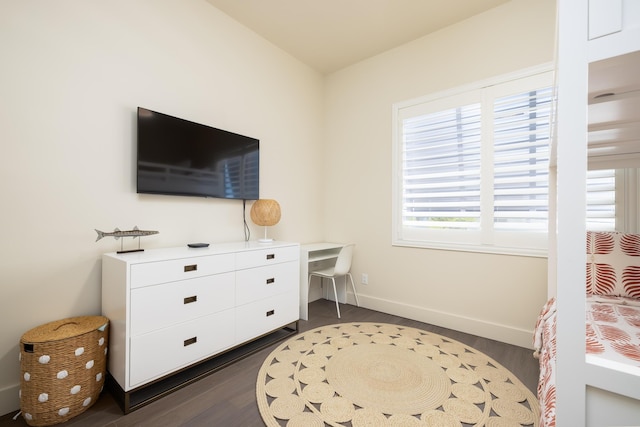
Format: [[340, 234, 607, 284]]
[[235, 293, 299, 343], [130, 253, 235, 289], [130, 272, 235, 336], [235, 245, 299, 270], [129, 309, 235, 389], [235, 261, 298, 306]]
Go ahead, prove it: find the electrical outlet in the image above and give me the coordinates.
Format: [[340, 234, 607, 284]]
[[361, 273, 368, 285]]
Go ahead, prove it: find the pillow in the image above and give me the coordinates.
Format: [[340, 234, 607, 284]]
[[587, 231, 640, 298]]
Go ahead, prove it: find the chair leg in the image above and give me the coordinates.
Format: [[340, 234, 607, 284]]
[[331, 277, 341, 318], [347, 273, 360, 307]]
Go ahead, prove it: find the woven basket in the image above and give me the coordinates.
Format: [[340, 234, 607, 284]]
[[19, 316, 109, 426]]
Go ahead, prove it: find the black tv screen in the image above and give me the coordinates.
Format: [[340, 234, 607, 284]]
[[137, 107, 259, 200]]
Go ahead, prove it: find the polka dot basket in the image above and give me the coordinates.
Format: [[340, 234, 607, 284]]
[[19, 316, 109, 426]]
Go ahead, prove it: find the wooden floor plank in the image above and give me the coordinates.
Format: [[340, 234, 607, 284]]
[[0, 299, 539, 427]]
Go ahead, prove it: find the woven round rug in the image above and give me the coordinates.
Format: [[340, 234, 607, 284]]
[[256, 323, 540, 427]]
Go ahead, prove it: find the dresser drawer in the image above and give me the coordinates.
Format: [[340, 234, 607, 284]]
[[235, 261, 297, 306], [235, 245, 299, 270], [235, 293, 299, 343], [130, 272, 235, 336], [130, 253, 235, 289], [129, 309, 235, 388]]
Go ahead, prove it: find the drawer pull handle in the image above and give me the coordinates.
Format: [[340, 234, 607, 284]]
[[184, 264, 197, 272], [184, 337, 197, 347], [266, 278, 275, 284], [266, 254, 275, 260], [184, 295, 197, 304], [266, 309, 275, 317]]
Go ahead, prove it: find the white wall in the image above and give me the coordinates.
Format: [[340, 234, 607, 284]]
[[0, 0, 324, 415], [0, 0, 557, 417], [322, 0, 556, 349]]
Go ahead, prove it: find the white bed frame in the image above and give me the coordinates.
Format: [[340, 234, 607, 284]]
[[553, 1, 640, 425]]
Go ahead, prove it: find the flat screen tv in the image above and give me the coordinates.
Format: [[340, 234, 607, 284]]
[[137, 107, 259, 200]]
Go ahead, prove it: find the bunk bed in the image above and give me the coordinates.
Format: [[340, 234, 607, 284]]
[[548, 1, 640, 424], [535, 231, 640, 426]]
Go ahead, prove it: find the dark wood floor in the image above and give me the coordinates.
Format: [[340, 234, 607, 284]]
[[1, 300, 539, 427]]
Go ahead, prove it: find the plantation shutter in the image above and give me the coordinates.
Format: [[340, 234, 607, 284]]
[[586, 168, 616, 231], [393, 67, 553, 255], [402, 103, 482, 229], [492, 87, 553, 231]]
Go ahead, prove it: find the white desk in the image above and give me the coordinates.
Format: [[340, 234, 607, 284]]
[[299, 242, 345, 320]]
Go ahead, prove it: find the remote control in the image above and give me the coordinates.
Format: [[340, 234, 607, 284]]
[[188, 243, 209, 248]]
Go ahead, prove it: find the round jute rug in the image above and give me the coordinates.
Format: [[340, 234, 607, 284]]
[[256, 323, 540, 427]]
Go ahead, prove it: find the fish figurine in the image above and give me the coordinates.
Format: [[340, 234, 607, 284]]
[[95, 226, 159, 242]]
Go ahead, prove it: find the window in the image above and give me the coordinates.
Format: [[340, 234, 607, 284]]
[[586, 168, 640, 233], [586, 168, 616, 231], [392, 68, 554, 256]]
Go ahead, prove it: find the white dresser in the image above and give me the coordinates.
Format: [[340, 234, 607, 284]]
[[101, 241, 300, 412]]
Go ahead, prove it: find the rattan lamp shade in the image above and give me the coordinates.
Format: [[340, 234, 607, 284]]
[[250, 199, 281, 242]]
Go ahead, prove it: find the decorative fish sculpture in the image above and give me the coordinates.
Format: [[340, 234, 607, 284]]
[[95, 226, 159, 242]]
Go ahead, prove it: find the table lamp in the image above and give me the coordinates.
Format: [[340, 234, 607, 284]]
[[250, 199, 281, 243]]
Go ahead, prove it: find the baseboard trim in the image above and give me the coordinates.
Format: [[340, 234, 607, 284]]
[[348, 293, 534, 350], [0, 383, 20, 419]]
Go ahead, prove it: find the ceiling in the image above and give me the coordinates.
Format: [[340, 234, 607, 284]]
[[204, 1, 640, 165], [205, 0, 510, 74]]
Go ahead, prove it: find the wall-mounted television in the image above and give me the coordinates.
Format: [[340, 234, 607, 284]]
[[136, 107, 259, 200]]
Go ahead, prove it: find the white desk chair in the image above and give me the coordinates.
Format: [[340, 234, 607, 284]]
[[308, 244, 360, 318]]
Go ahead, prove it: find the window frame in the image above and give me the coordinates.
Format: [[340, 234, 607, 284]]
[[586, 167, 640, 233], [392, 64, 554, 257]]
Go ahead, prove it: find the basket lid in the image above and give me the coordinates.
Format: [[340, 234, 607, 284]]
[[21, 316, 108, 343]]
